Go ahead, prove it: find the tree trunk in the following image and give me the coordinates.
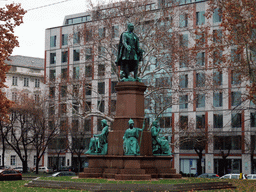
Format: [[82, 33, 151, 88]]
[[22, 160, 28, 173], [1, 134, 5, 167]]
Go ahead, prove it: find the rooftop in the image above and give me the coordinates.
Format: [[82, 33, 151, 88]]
[[5, 55, 44, 70]]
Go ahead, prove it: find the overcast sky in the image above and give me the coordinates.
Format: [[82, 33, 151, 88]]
[[1, 0, 107, 59]]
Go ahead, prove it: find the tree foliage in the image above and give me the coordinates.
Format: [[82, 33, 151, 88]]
[[0, 3, 26, 121]]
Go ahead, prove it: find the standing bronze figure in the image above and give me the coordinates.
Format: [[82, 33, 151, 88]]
[[116, 23, 144, 81]]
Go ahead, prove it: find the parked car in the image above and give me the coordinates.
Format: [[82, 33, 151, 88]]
[[0, 166, 11, 170], [247, 174, 256, 179], [51, 171, 76, 177], [0, 169, 22, 180], [220, 174, 246, 179], [33, 166, 53, 174], [13, 167, 23, 173], [197, 173, 220, 178]]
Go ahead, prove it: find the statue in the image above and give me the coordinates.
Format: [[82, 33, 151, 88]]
[[151, 120, 171, 155], [85, 119, 109, 155], [116, 23, 144, 81], [123, 119, 145, 155]]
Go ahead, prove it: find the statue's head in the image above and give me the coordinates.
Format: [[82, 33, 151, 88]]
[[127, 23, 134, 32], [128, 119, 134, 127], [152, 120, 158, 126], [101, 119, 108, 126]]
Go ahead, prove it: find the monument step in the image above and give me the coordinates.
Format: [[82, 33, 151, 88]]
[[103, 173, 116, 179], [157, 167, 176, 174], [79, 173, 102, 178], [115, 174, 151, 180], [158, 173, 182, 178], [104, 168, 119, 174], [120, 168, 146, 174], [144, 168, 157, 174], [83, 168, 103, 173]]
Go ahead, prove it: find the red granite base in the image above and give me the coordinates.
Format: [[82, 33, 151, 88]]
[[79, 155, 181, 180]]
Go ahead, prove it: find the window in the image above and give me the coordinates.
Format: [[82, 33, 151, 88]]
[[179, 95, 188, 109], [50, 53, 56, 64], [73, 49, 80, 61], [10, 155, 16, 166], [35, 78, 40, 88], [34, 156, 37, 166], [12, 92, 17, 102], [231, 70, 240, 85], [213, 51, 223, 65], [232, 112, 242, 128], [49, 105, 55, 116], [98, 100, 105, 112], [99, 27, 105, 38], [214, 113, 223, 128], [60, 104, 67, 115], [50, 70, 56, 81], [49, 87, 55, 98], [111, 81, 117, 93], [72, 103, 79, 115], [213, 92, 223, 107], [62, 51, 68, 63], [61, 85, 67, 97], [196, 94, 205, 108], [85, 47, 92, 60], [196, 11, 205, 25], [24, 77, 29, 87], [61, 68, 68, 80], [213, 29, 222, 43], [85, 65, 92, 77], [73, 85, 79, 98], [50, 35, 56, 47], [155, 77, 171, 88], [196, 113, 205, 129], [231, 91, 241, 106], [179, 74, 188, 88], [34, 94, 40, 103], [180, 34, 188, 47], [73, 32, 80, 44], [180, 115, 188, 129], [84, 119, 91, 132], [231, 48, 241, 62], [98, 46, 105, 58], [12, 76, 18, 86], [73, 66, 79, 79], [180, 54, 188, 68], [111, 100, 116, 113], [213, 8, 222, 23], [112, 25, 119, 38], [159, 116, 171, 128], [196, 52, 205, 66], [196, 72, 205, 87], [85, 101, 91, 111], [214, 136, 241, 150], [85, 85, 91, 96], [85, 30, 92, 42], [98, 82, 105, 94], [251, 113, 256, 127], [98, 64, 105, 76], [179, 14, 188, 28], [213, 71, 222, 86], [62, 34, 68, 46]]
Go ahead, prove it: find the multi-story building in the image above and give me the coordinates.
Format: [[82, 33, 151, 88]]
[[44, 0, 256, 175], [1, 55, 45, 169]]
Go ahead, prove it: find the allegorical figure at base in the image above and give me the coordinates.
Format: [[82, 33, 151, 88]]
[[151, 120, 171, 155], [123, 119, 145, 155], [116, 23, 144, 81], [85, 119, 109, 155]]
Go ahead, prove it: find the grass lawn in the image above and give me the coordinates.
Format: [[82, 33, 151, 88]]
[[0, 177, 256, 191]]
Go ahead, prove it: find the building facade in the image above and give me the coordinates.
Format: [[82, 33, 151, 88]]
[[1, 55, 45, 169], [44, 0, 256, 175]]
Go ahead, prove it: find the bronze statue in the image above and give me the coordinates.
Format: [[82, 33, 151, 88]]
[[116, 23, 144, 81], [85, 119, 109, 155], [123, 119, 145, 155], [151, 120, 171, 155]]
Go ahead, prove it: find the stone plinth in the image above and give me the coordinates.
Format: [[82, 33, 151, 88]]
[[79, 81, 181, 180]]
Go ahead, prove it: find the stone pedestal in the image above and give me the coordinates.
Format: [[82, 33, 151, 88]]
[[79, 82, 181, 180]]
